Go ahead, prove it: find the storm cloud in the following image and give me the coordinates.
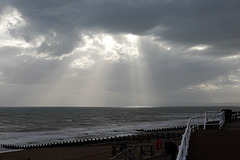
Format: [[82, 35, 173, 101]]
[[0, 0, 240, 106]]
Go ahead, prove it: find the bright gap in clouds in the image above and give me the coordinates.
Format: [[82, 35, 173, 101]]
[[102, 35, 115, 51], [189, 45, 210, 51], [0, 6, 26, 31], [70, 33, 140, 68], [0, 6, 30, 48]]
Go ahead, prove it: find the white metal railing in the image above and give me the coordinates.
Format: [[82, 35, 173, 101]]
[[203, 111, 225, 129], [176, 115, 200, 160], [219, 111, 225, 129]]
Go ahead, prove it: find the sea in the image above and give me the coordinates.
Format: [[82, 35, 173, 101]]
[[0, 106, 239, 153]]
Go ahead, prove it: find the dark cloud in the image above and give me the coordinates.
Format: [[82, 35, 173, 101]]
[[5, 0, 81, 57], [4, 0, 239, 58]]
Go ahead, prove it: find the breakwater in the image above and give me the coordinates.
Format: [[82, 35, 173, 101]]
[[1, 126, 186, 150]]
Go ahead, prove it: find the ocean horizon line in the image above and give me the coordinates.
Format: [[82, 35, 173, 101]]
[[0, 103, 240, 108]]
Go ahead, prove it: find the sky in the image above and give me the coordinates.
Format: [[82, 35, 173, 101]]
[[0, 0, 240, 107]]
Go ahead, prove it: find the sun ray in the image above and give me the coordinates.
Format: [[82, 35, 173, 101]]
[[31, 33, 155, 107]]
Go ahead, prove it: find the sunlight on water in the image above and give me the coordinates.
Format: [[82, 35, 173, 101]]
[[120, 106, 156, 108]]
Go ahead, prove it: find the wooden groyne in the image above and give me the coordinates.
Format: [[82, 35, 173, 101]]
[[142, 125, 186, 132], [1, 126, 185, 150]]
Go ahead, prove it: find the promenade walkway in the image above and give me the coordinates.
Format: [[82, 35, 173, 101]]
[[187, 120, 240, 160]]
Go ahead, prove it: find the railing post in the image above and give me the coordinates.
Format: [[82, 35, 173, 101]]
[[219, 111, 225, 129], [197, 116, 199, 130], [204, 111, 207, 130]]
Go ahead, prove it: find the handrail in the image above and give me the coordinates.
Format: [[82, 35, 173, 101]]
[[204, 111, 225, 129], [176, 115, 200, 160]]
